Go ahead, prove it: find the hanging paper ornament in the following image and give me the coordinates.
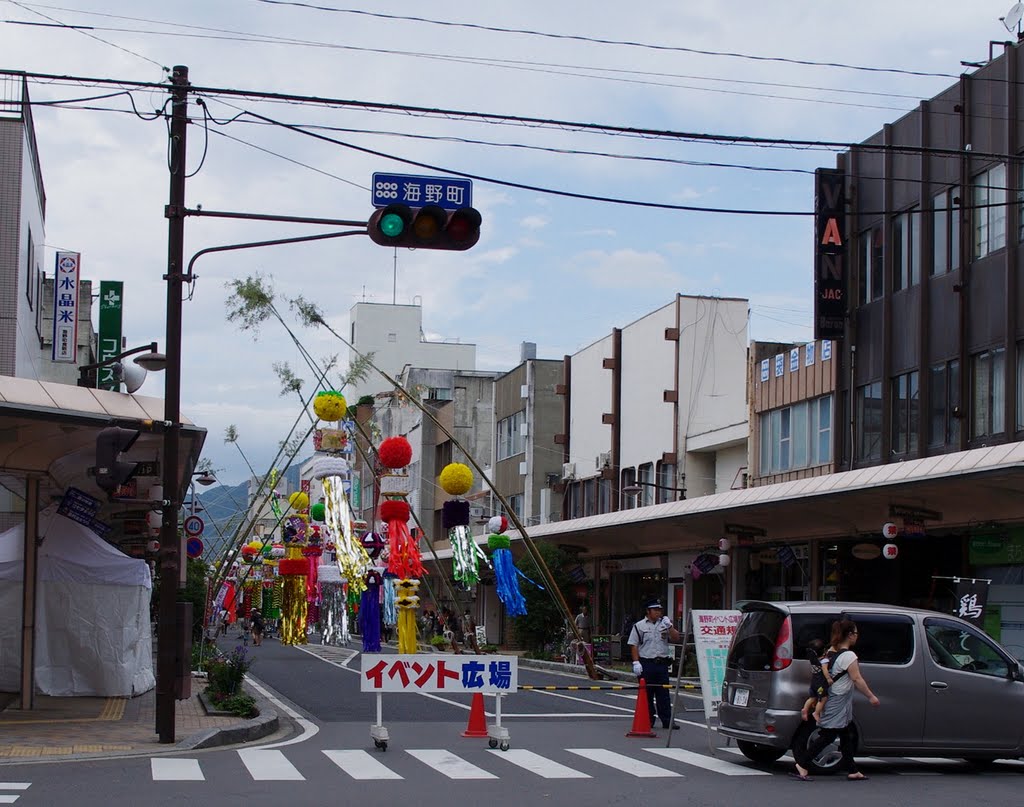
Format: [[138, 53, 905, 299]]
[[288, 491, 310, 512], [310, 456, 350, 479], [443, 499, 489, 588], [323, 476, 371, 594], [359, 569, 383, 652], [439, 462, 473, 496], [487, 515, 509, 534], [382, 572, 397, 633], [362, 532, 386, 560], [278, 545, 308, 645], [313, 390, 348, 422], [270, 544, 285, 559], [379, 436, 413, 469], [310, 501, 326, 522], [395, 578, 421, 654], [381, 499, 424, 579], [488, 534, 527, 617]]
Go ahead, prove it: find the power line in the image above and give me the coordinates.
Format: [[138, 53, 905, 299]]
[[247, 0, 962, 80]]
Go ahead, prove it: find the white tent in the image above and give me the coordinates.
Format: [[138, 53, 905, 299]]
[[0, 507, 155, 697]]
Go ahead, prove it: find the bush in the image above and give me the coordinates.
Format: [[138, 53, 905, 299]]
[[191, 640, 221, 673], [206, 644, 251, 699], [212, 692, 258, 718], [429, 635, 448, 648]]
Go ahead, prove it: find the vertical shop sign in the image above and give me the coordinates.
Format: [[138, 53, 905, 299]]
[[814, 168, 847, 341], [52, 251, 80, 362], [97, 281, 123, 390], [954, 578, 989, 627]]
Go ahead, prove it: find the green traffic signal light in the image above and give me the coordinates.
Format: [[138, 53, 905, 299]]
[[367, 203, 481, 251]]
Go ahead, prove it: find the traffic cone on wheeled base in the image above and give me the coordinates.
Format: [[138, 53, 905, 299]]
[[626, 677, 657, 737], [462, 692, 488, 737]]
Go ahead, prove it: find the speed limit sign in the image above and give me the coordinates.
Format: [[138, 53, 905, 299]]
[[183, 515, 204, 537]]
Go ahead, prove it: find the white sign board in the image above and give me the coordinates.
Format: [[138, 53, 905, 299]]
[[691, 609, 742, 718], [51, 251, 80, 362], [360, 654, 517, 694]]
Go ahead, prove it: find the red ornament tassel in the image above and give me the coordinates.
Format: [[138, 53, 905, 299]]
[[386, 518, 425, 579]]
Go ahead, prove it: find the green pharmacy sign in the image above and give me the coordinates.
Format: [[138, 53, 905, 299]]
[[97, 281, 123, 391]]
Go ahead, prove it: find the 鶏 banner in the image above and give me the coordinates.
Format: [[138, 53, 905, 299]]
[[814, 168, 847, 341], [955, 578, 989, 627]]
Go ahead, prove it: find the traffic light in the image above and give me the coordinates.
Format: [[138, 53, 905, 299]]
[[368, 204, 482, 251], [95, 426, 140, 494]]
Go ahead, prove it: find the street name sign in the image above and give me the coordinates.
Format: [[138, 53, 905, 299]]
[[372, 172, 472, 211]]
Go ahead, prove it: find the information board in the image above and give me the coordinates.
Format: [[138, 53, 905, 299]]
[[591, 634, 611, 663], [691, 609, 742, 718]]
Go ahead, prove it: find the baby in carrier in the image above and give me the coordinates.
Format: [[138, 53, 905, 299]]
[[800, 638, 834, 722]]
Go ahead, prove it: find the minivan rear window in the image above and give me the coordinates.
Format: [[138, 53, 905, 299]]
[[727, 610, 784, 671]]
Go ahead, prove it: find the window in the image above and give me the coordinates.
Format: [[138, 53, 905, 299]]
[[637, 463, 654, 507], [928, 360, 961, 447], [758, 395, 833, 474], [1018, 346, 1024, 432], [583, 478, 596, 517], [893, 207, 921, 290], [496, 411, 526, 460], [931, 187, 961, 276], [598, 479, 612, 514], [971, 348, 1005, 438], [506, 494, 523, 520], [427, 387, 453, 401], [973, 164, 1007, 259], [925, 619, 1010, 678], [843, 614, 915, 665], [620, 467, 636, 509], [25, 228, 34, 308], [857, 228, 883, 304], [856, 382, 883, 461], [656, 461, 678, 503], [568, 481, 582, 519], [387, 332, 397, 343], [891, 371, 920, 455]]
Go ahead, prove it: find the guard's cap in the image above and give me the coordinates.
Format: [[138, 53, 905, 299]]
[[645, 600, 664, 610]]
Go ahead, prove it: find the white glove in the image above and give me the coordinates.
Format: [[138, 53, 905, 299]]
[[660, 617, 673, 630], [632, 661, 643, 676]]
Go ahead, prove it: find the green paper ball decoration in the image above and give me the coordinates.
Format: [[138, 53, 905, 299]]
[[310, 502, 326, 522]]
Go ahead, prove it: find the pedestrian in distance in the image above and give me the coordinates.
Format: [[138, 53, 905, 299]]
[[575, 604, 592, 644], [628, 599, 681, 730], [250, 608, 264, 647], [792, 619, 880, 782]]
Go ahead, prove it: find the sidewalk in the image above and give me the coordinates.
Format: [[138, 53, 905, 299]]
[[0, 673, 280, 763]]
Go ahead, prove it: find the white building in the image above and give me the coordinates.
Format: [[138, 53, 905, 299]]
[[346, 302, 475, 402]]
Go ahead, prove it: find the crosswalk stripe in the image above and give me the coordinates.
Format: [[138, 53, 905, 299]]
[[903, 757, 964, 765], [567, 748, 682, 778], [323, 750, 403, 780], [0, 786, 29, 791], [487, 749, 591, 779], [238, 749, 305, 781], [0, 798, 20, 804], [151, 759, 204, 781], [406, 750, 498, 780], [646, 748, 770, 776]]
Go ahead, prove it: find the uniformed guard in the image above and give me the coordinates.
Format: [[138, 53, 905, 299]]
[[628, 599, 681, 729]]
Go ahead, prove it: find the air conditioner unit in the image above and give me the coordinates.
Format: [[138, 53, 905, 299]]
[[561, 462, 577, 481], [469, 505, 485, 520], [595, 452, 611, 470]]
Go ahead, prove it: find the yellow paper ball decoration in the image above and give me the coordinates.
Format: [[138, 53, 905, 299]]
[[288, 491, 310, 511], [439, 462, 473, 496], [313, 390, 347, 422]]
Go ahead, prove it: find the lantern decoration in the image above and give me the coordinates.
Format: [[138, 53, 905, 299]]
[[394, 577, 421, 654], [438, 462, 473, 496], [359, 569, 383, 652], [487, 522, 527, 617], [440, 463, 490, 588], [313, 390, 348, 422], [240, 540, 262, 563], [379, 436, 413, 469], [288, 490, 310, 512], [882, 543, 899, 560], [310, 501, 326, 523]]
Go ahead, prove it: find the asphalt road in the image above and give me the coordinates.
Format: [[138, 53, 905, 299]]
[[2, 636, 1023, 807]]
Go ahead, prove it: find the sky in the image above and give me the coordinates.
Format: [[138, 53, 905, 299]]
[[2, 0, 1021, 486]]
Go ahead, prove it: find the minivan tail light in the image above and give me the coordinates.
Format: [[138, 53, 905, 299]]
[[771, 615, 793, 671]]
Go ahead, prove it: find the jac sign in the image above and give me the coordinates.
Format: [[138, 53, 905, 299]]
[[814, 168, 847, 341]]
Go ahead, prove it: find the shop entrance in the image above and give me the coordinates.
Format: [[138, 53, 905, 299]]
[[608, 569, 667, 660]]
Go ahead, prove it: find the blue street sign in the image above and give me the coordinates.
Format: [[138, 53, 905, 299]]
[[372, 173, 473, 211], [186, 536, 204, 559]]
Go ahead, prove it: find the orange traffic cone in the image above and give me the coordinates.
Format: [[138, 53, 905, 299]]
[[626, 677, 657, 737], [462, 692, 488, 738]]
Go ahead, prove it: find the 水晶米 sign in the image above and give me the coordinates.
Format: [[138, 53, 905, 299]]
[[360, 653, 517, 693], [52, 251, 81, 363], [372, 173, 472, 211]]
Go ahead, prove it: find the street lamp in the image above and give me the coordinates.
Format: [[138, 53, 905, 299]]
[[621, 479, 687, 503], [77, 342, 167, 392]]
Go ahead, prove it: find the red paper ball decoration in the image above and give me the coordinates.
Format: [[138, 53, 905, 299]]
[[379, 436, 413, 469], [380, 499, 410, 523]]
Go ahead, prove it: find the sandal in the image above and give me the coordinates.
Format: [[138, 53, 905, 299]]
[[789, 771, 813, 782], [847, 773, 869, 781]]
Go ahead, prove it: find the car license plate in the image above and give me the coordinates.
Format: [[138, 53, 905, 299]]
[[733, 689, 749, 707]]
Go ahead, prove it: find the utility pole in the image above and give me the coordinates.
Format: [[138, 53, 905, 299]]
[[156, 64, 189, 744]]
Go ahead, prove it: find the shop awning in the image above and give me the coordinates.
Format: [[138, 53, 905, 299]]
[[502, 442, 1024, 557], [0, 375, 206, 535]]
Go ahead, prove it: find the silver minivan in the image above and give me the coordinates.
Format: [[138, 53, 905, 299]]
[[718, 601, 1024, 771]]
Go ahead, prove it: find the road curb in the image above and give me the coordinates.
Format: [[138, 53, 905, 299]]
[[176, 686, 279, 751]]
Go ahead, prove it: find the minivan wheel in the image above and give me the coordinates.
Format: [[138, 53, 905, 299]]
[[736, 740, 786, 764], [799, 728, 845, 775]]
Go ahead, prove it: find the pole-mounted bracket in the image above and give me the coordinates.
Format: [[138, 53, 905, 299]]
[[165, 204, 187, 219]]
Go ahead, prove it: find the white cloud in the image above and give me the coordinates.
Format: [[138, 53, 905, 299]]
[[519, 215, 548, 230], [569, 249, 684, 289]]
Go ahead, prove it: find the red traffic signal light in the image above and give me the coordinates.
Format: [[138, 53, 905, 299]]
[[95, 426, 140, 495], [368, 203, 481, 251]]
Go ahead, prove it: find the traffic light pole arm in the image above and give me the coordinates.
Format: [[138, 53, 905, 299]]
[[185, 230, 366, 281], [181, 207, 366, 229]]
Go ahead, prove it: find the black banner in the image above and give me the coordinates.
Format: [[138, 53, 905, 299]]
[[814, 167, 847, 341], [954, 578, 989, 627]]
